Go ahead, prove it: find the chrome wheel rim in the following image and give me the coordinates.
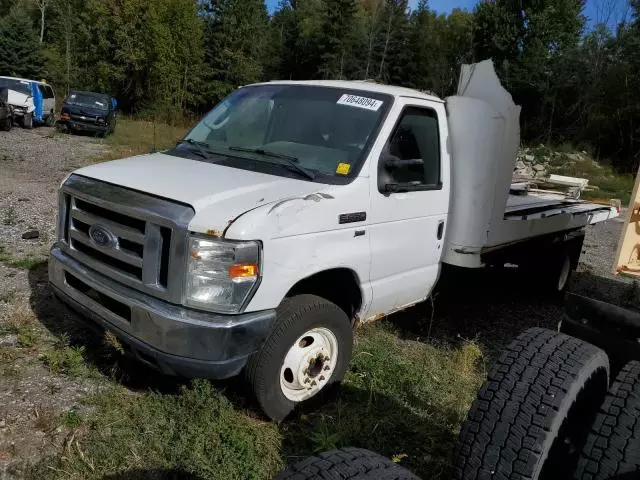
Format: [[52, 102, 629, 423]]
[[280, 327, 339, 402]]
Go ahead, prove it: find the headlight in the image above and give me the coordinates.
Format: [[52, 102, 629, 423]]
[[184, 236, 261, 313], [97, 117, 106, 124]]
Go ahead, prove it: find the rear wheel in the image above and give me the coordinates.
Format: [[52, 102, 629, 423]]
[[455, 328, 609, 480], [273, 448, 420, 480], [574, 361, 640, 479], [245, 294, 353, 422]]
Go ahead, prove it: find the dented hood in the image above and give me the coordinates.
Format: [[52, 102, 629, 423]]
[[73, 152, 323, 233], [6, 89, 33, 110]]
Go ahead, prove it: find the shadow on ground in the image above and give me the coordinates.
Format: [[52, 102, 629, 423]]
[[28, 262, 194, 393], [279, 382, 457, 479], [386, 266, 567, 361]]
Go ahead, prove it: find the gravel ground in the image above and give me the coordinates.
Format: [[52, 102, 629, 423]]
[[0, 125, 631, 476], [0, 127, 109, 478]]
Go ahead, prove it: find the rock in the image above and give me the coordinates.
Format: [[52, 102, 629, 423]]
[[0, 334, 18, 347], [566, 152, 583, 162], [533, 164, 546, 172], [515, 160, 526, 170], [21, 230, 39, 240], [525, 154, 535, 162]]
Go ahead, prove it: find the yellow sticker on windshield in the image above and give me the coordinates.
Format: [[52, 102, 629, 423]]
[[336, 163, 351, 175]]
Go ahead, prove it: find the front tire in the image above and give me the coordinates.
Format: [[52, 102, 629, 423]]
[[245, 294, 353, 422], [2, 117, 11, 131], [45, 112, 55, 126]]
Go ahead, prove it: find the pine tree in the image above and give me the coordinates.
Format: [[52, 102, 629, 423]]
[[317, 0, 357, 79], [0, 7, 45, 78]]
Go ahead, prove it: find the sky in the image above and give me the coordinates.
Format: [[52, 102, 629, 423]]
[[265, 0, 633, 29]]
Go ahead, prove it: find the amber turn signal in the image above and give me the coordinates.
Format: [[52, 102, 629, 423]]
[[228, 263, 258, 279]]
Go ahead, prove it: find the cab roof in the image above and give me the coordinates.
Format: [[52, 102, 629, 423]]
[[247, 79, 445, 104], [0, 75, 51, 86]]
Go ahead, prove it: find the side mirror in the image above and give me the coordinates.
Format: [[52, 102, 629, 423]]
[[377, 153, 425, 193]]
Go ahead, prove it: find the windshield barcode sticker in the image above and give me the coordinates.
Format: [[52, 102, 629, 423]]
[[337, 94, 383, 111]]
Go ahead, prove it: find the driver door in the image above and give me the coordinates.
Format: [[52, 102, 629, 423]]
[[367, 98, 450, 316]]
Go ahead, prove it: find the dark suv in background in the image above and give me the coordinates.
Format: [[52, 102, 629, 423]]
[[58, 90, 117, 136]]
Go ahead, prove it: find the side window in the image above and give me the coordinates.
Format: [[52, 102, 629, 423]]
[[45, 86, 54, 99], [380, 106, 441, 190]]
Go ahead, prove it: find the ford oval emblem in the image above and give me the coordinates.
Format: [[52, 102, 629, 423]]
[[88, 224, 118, 249]]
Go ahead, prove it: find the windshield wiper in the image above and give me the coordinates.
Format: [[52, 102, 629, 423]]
[[176, 139, 222, 160], [228, 146, 315, 180]]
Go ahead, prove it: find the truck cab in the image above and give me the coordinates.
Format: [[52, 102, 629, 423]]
[[48, 62, 615, 421]]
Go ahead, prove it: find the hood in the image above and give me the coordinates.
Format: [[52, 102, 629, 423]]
[[73, 152, 323, 233], [63, 103, 108, 117], [6, 90, 33, 110]]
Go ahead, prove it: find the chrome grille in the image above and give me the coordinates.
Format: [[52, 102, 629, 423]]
[[58, 174, 194, 303]]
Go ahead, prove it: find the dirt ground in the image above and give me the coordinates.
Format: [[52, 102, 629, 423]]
[[0, 126, 629, 478]]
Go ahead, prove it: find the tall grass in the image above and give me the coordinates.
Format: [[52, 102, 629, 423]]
[[97, 117, 192, 162]]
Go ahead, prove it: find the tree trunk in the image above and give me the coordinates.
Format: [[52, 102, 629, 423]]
[[40, 6, 45, 43], [378, 13, 392, 80], [364, 2, 380, 79]]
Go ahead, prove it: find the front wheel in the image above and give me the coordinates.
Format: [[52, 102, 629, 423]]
[[45, 113, 55, 126], [2, 116, 11, 131], [245, 294, 353, 422]]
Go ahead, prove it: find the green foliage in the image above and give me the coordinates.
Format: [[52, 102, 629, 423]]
[[59, 410, 83, 429], [3, 0, 639, 170], [282, 322, 485, 477], [28, 381, 283, 480], [0, 7, 45, 78], [6, 257, 47, 270], [41, 345, 89, 376]]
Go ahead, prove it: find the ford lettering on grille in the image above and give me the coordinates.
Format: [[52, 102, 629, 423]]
[[88, 224, 118, 249]]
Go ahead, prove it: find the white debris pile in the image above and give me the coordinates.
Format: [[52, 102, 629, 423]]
[[512, 147, 597, 181]]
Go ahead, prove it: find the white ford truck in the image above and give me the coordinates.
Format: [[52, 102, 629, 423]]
[[49, 61, 617, 421]]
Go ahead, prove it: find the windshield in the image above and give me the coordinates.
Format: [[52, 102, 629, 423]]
[[0, 78, 31, 95], [180, 85, 391, 181], [65, 92, 109, 111]]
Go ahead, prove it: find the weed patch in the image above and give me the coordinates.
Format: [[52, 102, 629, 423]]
[[29, 381, 283, 480], [6, 257, 47, 270], [41, 345, 89, 377], [281, 322, 485, 478], [59, 410, 84, 429]]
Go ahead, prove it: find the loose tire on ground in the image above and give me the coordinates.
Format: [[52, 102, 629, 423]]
[[574, 361, 640, 480], [245, 294, 353, 422], [455, 328, 609, 480], [273, 447, 420, 480]]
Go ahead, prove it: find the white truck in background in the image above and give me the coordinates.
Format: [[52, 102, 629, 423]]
[[0, 76, 56, 128], [48, 60, 617, 421]]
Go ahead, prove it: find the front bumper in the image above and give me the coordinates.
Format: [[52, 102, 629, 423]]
[[58, 120, 108, 133], [49, 245, 276, 379]]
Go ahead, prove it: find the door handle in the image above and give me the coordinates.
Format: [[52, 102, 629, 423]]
[[437, 221, 445, 240]]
